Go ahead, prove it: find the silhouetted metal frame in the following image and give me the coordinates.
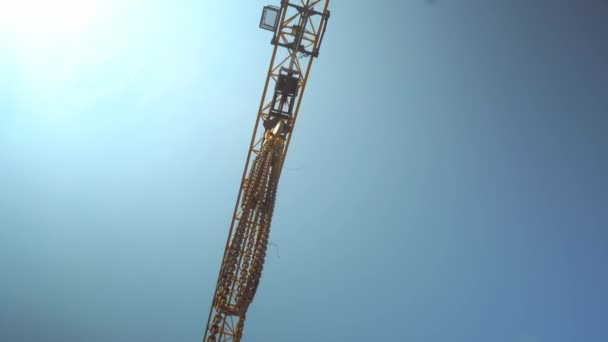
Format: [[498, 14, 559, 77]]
[[202, 1, 330, 341]]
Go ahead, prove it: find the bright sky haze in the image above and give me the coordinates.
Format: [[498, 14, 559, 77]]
[[1, 1, 606, 341]]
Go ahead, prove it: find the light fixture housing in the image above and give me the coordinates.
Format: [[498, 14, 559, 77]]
[[259, 5, 280, 32]]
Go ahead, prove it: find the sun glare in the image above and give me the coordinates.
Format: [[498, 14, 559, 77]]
[[0, 0, 109, 50], [0, 0, 198, 126], [0, 0, 120, 125]]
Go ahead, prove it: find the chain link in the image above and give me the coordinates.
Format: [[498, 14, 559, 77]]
[[206, 136, 284, 342]]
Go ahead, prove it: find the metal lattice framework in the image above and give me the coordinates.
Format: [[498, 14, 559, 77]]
[[202, 1, 330, 341]]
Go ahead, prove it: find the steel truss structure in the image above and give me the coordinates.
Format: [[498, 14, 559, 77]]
[[202, 1, 330, 341]]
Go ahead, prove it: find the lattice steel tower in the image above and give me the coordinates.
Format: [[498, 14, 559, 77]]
[[202, 1, 330, 341]]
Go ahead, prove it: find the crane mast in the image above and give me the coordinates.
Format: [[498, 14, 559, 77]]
[[202, 1, 330, 341]]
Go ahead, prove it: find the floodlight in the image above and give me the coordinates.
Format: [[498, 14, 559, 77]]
[[259, 5, 280, 32]]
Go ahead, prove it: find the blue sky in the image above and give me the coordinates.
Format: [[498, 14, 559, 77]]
[[1, 1, 606, 341]]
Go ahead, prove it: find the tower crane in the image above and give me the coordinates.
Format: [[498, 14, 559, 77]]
[[202, 1, 330, 341]]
